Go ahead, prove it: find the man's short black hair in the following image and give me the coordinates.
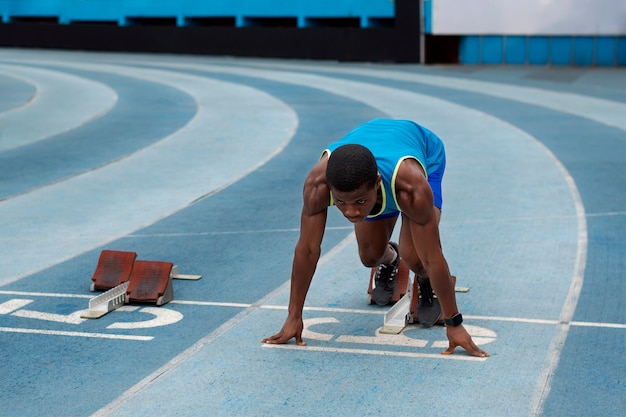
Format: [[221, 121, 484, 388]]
[[326, 144, 378, 192]]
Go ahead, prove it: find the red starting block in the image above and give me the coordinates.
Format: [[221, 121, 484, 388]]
[[126, 260, 174, 306], [84, 251, 198, 318], [90, 250, 137, 291], [367, 258, 411, 304]]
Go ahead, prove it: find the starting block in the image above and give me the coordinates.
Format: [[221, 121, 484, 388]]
[[83, 250, 204, 319], [90, 250, 137, 291], [126, 260, 174, 306]]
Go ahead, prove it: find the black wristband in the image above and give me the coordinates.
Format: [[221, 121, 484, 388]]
[[444, 313, 463, 327]]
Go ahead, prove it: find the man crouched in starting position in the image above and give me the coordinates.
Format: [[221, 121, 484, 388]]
[[262, 118, 489, 358]]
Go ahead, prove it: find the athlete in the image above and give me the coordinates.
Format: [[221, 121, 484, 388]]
[[262, 119, 489, 357]]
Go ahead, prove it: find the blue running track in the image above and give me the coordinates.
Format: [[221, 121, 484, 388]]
[[0, 49, 624, 417]]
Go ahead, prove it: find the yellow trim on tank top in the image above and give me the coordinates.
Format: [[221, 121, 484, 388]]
[[391, 156, 427, 212]]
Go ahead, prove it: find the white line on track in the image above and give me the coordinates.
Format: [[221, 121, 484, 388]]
[[0, 326, 153, 341], [2, 290, 624, 330], [0, 63, 118, 150], [261, 343, 487, 362], [0, 290, 92, 298]]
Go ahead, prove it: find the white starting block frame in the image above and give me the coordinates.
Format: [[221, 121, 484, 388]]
[[381, 281, 470, 334], [381, 278, 414, 334], [81, 281, 130, 319]]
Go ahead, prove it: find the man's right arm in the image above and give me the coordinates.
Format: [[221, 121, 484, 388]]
[[262, 160, 330, 345], [287, 207, 328, 319]]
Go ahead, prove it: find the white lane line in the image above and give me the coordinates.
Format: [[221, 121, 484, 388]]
[[0, 61, 297, 286], [171, 300, 252, 309], [0, 327, 153, 341], [525, 128, 587, 417], [107, 306, 183, 329], [570, 321, 626, 330], [3, 291, 622, 329], [261, 343, 487, 362], [0, 298, 33, 314], [0, 290, 92, 298], [11, 309, 85, 324], [0, 63, 118, 150]]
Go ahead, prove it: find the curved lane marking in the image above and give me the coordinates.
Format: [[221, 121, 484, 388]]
[[0, 72, 36, 113], [0, 62, 298, 285], [227, 61, 626, 132], [0, 63, 118, 151]]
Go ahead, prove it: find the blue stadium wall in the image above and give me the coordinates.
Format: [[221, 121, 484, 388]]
[[1, 0, 624, 65], [0, 0, 421, 62], [455, 35, 626, 66]]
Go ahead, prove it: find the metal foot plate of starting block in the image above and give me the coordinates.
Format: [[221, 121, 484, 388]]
[[171, 265, 202, 280], [81, 281, 129, 319]]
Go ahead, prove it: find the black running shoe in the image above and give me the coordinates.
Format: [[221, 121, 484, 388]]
[[371, 242, 400, 306], [417, 276, 442, 327]]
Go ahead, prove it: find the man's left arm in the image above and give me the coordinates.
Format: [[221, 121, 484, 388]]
[[396, 160, 489, 357], [408, 214, 490, 358]]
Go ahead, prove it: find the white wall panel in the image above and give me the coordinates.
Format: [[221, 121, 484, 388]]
[[431, 0, 626, 35]]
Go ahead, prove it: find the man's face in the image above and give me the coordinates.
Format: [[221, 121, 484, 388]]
[[330, 179, 380, 223]]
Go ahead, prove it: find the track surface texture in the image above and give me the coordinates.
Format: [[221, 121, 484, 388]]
[[0, 49, 624, 417]]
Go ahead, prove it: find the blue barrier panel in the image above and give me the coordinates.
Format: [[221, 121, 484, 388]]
[[595, 37, 616, 66], [528, 36, 549, 65], [505, 36, 526, 64], [551, 37, 573, 65], [2, 0, 61, 22], [618, 37, 626, 66], [423, 0, 432, 34], [0, 0, 395, 27], [459, 36, 480, 64], [482, 35, 504, 64], [574, 36, 594, 66]]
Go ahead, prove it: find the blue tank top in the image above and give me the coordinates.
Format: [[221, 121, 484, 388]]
[[323, 119, 445, 219]]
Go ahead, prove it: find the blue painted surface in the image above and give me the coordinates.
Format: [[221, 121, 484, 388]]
[[0, 0, 394, 27], [459, 35, 626, 67], [542, 326, 626, 416], [574, 37, 594, 66], [619, 37, 626, 66], [459, 36, 480, 65], [481, 36, 504, 65], [505, 36, 526, 64], [551, 37, 573, 65], [596, 37, 616, 66], [423, 0, 432, 34], [0, 49, 624, 417], [528, 37, 550, 65]]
